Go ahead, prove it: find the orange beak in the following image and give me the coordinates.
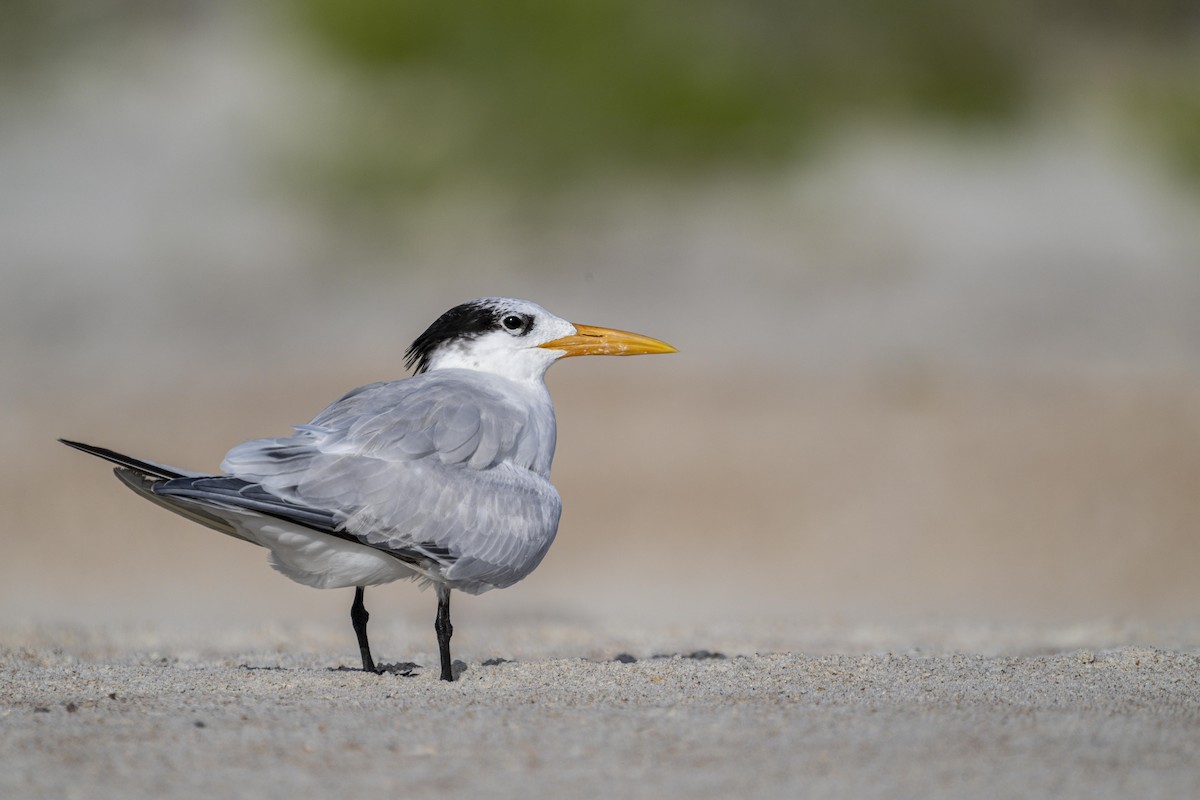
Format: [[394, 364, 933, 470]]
[[538, 324, 678, 358]]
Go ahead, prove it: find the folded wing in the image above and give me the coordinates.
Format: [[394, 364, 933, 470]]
[[218, 371, 562, 593]]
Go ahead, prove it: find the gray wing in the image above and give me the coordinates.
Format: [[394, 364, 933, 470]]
[[219, 371, 561, 593]]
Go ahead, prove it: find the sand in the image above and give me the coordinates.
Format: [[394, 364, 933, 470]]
[[6, 370, 1200, 798], [8, 353, 1200, 800], [4, 623, 1199, 800]]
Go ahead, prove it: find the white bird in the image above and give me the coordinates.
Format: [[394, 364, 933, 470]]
[[61, 298, 675, 681]]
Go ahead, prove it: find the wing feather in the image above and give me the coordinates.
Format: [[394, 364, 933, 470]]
[[219, 369, 560, 593]]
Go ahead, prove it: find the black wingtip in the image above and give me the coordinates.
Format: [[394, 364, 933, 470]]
[[58, 439, 186, 480], [59, 438, 102, 456], [59, 438, 107, 456]]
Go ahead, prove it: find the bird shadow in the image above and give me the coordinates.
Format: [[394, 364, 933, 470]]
[[608, 650, 730, 664], [235, 662, 423, 676], [330, 661, 424, 676]]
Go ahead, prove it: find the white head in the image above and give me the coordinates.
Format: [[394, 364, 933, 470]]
[[406, 297, 676, 384]]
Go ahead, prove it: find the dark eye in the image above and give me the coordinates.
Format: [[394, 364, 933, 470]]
[[502, 315, 525, 332]]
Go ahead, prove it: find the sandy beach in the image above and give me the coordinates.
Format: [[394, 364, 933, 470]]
[[4, 622, 1200, 799], [6, 368, 1200, 798]]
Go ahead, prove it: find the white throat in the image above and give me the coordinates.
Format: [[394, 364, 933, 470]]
[[426, 338, 564, 385]]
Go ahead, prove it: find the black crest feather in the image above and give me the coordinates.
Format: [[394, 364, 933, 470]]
[[404, 300, 502, 374]]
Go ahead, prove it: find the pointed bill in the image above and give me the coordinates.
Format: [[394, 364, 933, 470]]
[[538, 324, 678, 358]]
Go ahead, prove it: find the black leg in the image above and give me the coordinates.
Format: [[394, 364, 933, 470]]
[[435, 585, 454, 681], [351, 586, 377, 673]]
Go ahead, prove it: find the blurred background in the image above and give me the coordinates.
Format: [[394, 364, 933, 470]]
[[3, 1, 1200, 648]]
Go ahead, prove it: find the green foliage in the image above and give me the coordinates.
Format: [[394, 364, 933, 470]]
[[1126, 77, 1200, 185], [14, 1, 1195, 200], [283, 0, 1032, 195]]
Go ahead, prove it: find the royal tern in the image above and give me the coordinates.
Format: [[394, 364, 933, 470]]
[[61, 298, 675, 681]]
